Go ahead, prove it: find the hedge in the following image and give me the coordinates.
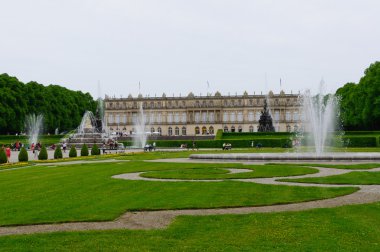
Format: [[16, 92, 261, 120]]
[[122, 138, 292, 148], [341, 136, 377, 147]]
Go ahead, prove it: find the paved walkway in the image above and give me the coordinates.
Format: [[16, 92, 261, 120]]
[[1, 160, 380, 236]]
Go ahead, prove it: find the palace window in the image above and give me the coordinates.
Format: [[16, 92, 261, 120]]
[[157, 127, 162, 135], [175, 127, 179, 136], [286, 125, 291, 132], [293, 111, 299, 121], [115, 114, 120, 124], [202, 112, 207, 123], [181, 112, 187, 123], [195, 112, 200, 123], [238, 125, 242, 132], [182, 127, 186, 136], [195, 126, 200, 135], [231, 126, 235, 132], [249, 125, 254, 132], [168, 127, 173, 136], [223, 112, 228, 122], [123, 114, 127, 124], [167, 113, 173, 123], [202, 126, 207, 135], [224, 126, 229, 132], [248, 111, 254, 122], [230, 112, 236, 122], [209, 112, 215, 123], [150, 113, 155, 123], [237, 112, 243, 122], [157, 113, 162, 123], [151, 127, 155, 133], [209, 126, 214, 134], [274, 111, 280, 121], [108, 114, 114, 124], [286, 111, 291, 121], [174, 112, 180, 123]]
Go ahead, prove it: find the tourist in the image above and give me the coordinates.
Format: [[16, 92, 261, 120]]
[[62, 142, 67, 153], [31, 143, 35, 153], [5, 145, 11, 163], [222, 143, 226, 150], [153, 142, 156, 150]]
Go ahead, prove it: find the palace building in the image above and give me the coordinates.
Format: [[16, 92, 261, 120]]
[[104, 90, 302, 136]]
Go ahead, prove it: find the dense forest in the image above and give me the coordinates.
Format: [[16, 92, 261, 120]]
[[337, 61, 380, 130], [0, 74, 97, 134]]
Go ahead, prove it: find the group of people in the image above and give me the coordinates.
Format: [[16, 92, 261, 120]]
[[222, 143, 232, 150]]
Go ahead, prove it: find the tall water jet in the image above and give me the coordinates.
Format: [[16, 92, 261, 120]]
[[133, 102, 147, 148], [25, 114, 44, 145], [301, 80, 338, 155], [77, 111, 97, 135]]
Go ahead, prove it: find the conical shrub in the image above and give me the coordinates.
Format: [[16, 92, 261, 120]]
[[38, 146, 48, 160], [54, 145, 63, 159], [91, 144, 100, 155], [18, 147, 28, 162], [69, 145, 77, 158], [0, 148, 7, 164], [81, 144, 89, 157]]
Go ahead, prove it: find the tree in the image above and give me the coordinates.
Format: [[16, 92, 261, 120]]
[[38, 146, 48, 160], [0, 73, 97, 134], [18, 147, 28, 162], [337, 61, 380, 130], [81, 144, 89, 156], [54, 145, 63, 159], [91, 144, 100, 155], [0, 148, 7, 164], [69, 145, 77, 157]]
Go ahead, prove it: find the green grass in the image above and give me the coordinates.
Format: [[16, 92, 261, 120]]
[[281, 171, 380, 185], [141, 164, 318, 180], [1, 202, 380, 251], [0, 161, 356, 226]]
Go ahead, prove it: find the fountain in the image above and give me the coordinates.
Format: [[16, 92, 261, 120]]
[[25, 114, 44, 145], [132, 102, 147, 148], [301, 81, 338, 155], [64, 111, 105, 148]]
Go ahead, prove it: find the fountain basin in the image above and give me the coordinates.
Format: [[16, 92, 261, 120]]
[[190, 153, 380, 161]]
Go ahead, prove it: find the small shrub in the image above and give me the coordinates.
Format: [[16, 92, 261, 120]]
[[91, 144, 100, 155], [54, 145, 63, 159], [69, 145, 77, 157], [81, 144, 89, 156], [38, 146, 48, 160], [18, 147, 28, 162], [0, 148, 7, 164]]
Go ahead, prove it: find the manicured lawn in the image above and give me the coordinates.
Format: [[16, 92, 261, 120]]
[[141, 164, 318, 179], [1, 202, 379, 251], [0, 161, 356, 226], [281, 171, 380, 185]]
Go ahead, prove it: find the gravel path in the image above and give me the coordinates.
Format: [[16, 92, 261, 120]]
[[1, 161, 380, 236]]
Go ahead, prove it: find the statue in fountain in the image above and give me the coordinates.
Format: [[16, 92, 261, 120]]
[[258, 99, 275, 132]]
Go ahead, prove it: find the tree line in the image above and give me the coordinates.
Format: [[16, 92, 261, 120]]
[[0, 73, 97, 134], [337, 61, 380, 130]]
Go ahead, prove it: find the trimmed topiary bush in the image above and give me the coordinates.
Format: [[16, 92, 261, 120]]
[[81, 144, 89, 156], [91, 144, 100, 155], [54, 145, 63, 159], [38, 146, 48, 160], [18, 147, 28, 162], [69, 145, 77, 157], [0, 148, 7, 164]]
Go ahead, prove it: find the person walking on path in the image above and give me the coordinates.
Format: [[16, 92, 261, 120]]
[[5, 146, 11, 163], [62, 142, 67, 153]]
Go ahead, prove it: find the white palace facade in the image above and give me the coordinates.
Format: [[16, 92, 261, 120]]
[[104, 91, 303, 136]]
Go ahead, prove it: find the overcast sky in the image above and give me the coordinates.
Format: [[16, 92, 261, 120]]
[[1, 0, 379, 98]]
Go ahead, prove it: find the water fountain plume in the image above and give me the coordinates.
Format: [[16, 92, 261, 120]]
[[302, 81, 338, 155], [133, 102, 147, 148], [25, 114, 44, 145]]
